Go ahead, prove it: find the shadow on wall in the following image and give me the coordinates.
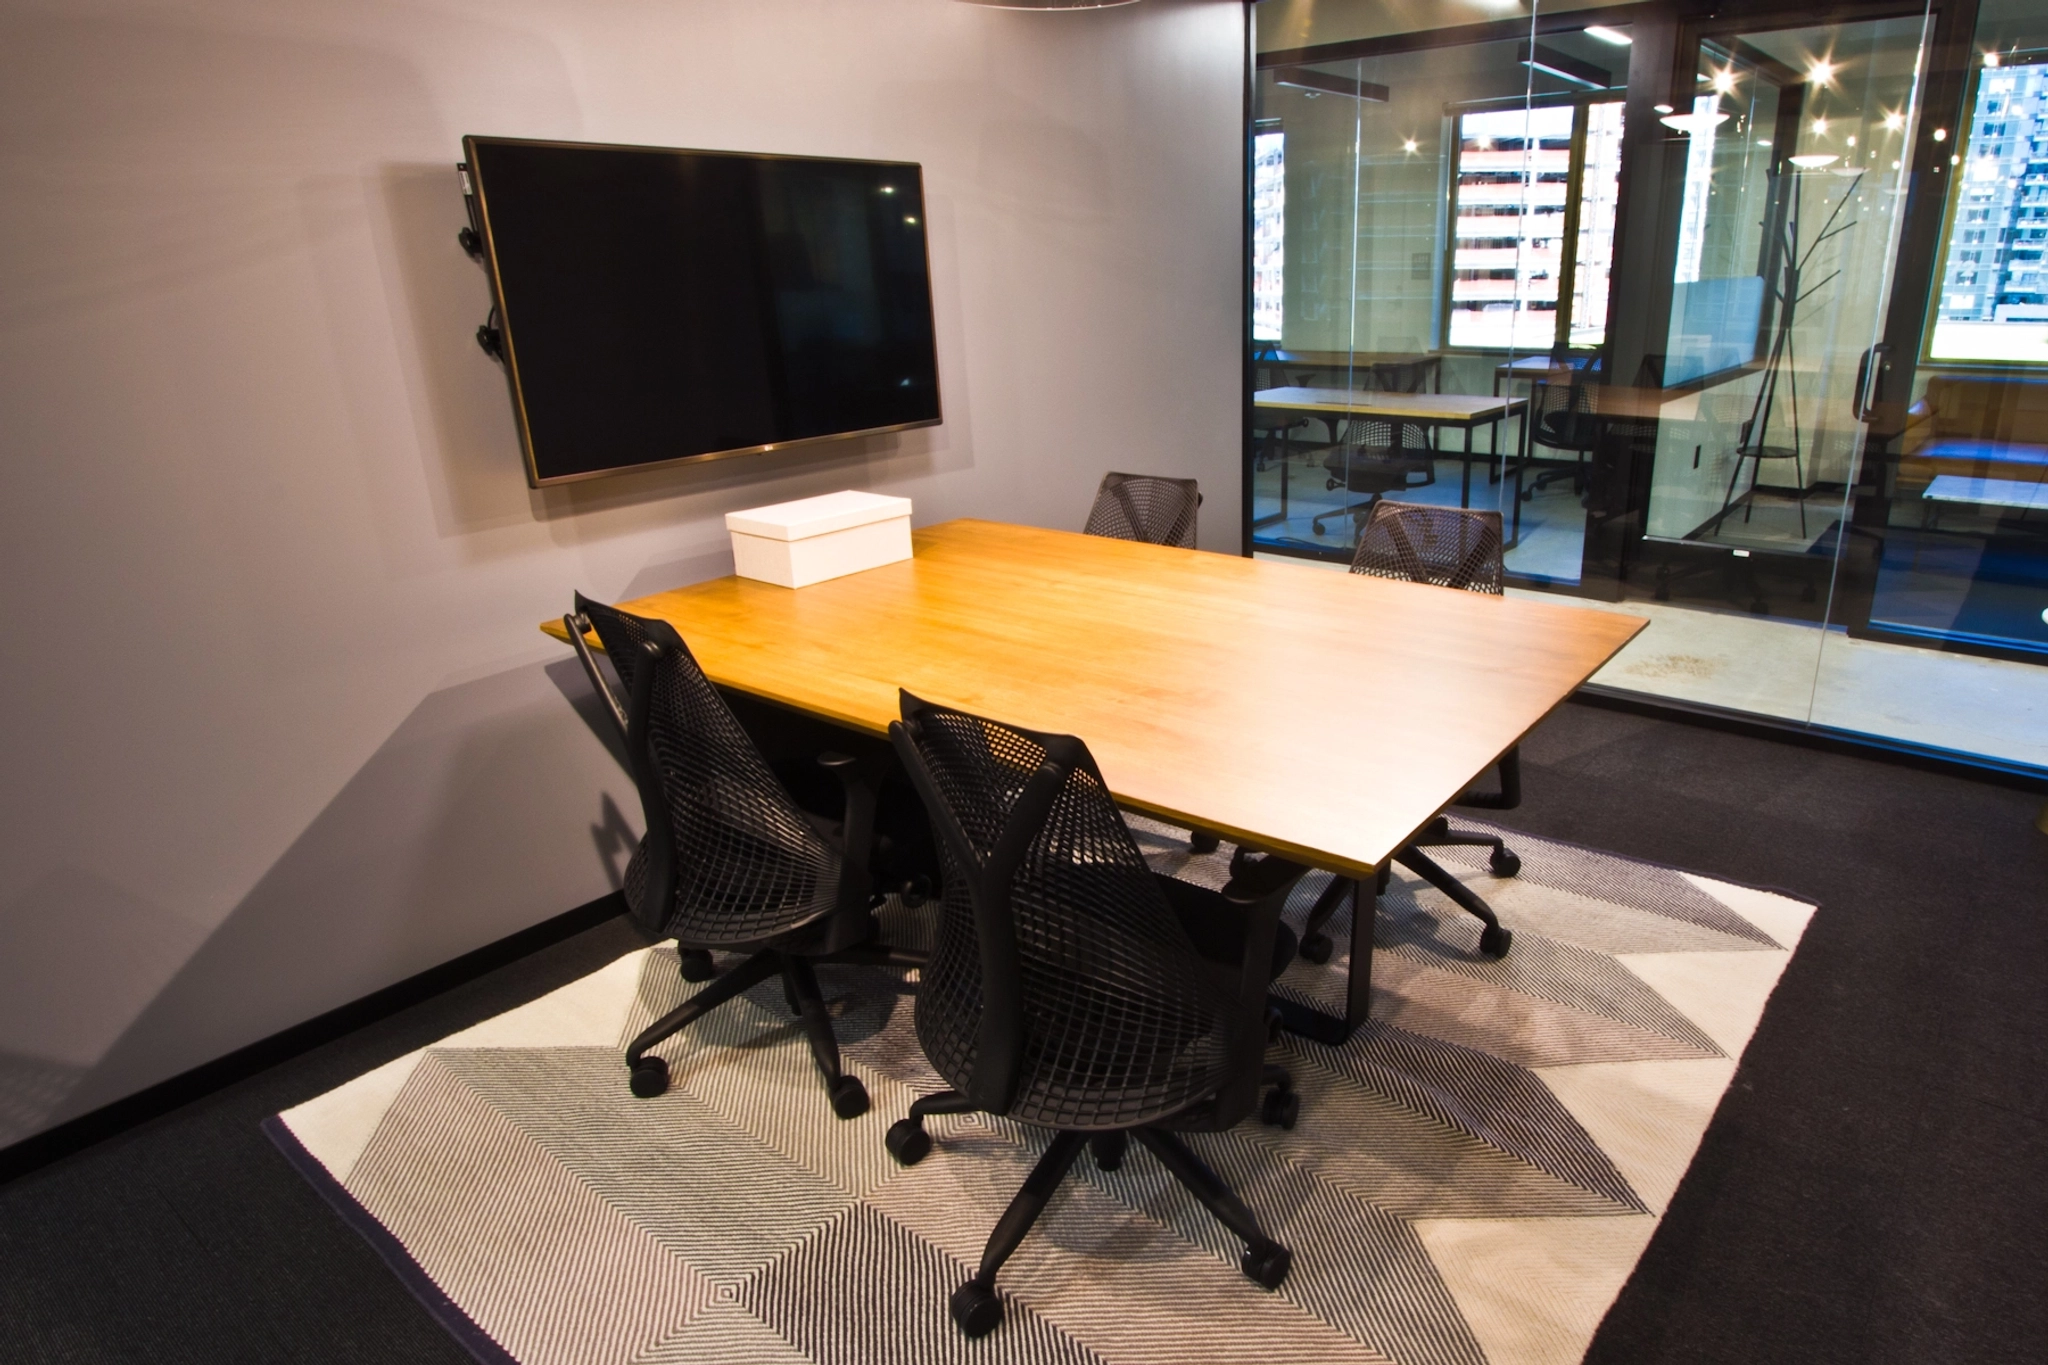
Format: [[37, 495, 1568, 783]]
[[0, 657, 637, 1145]]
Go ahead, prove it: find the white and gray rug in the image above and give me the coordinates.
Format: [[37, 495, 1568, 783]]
[[270, 820, 1814, 1365]]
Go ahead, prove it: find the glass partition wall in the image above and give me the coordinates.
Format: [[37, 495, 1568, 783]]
[[1247, 0, 2048, 776]]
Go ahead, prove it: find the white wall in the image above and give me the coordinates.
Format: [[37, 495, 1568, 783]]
[[0, 0, 1247, 1145]]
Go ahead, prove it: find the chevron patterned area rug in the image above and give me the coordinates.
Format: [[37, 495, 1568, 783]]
[[269, 820, 1814, 1365]]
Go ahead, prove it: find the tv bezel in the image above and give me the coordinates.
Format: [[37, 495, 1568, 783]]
[[461, 134, 944, 488]]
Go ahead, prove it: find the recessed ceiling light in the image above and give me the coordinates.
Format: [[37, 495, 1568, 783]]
[[1402, 138, 1419, 153], [1985, 51, 2001, 68], [1583, 26, 1632, 45], [1812, 117, 1829, 135], [1883, 110, 1905, 131], [1662, 111, 1732, 135], [1789, 153, 1840, 168], [1809, 59, 1835, 85], [1654, 103, 1675, 114]]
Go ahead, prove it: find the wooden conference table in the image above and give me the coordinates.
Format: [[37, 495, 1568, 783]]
[[1253, 387, 1528, 520], [544, 520, 1643, 1041]]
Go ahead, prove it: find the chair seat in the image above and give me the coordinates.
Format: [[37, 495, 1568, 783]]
[[915, 868, 1288, 1134], [624, 817, 847, 948]]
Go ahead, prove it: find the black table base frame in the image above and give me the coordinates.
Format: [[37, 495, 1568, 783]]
[[1273, 873, 1375, 1045]]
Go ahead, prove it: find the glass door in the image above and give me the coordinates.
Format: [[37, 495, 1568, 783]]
[[1247, 11, 1600, 568], [1619, 5, 1935, 726]]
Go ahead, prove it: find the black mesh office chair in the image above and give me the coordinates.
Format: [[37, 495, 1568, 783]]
[[1083, 471, 1201, 548], [568, 594, 922, 1119], [882, 692, 1310, 1338], [1521, 379, 1600, 500], [1297, 503, 1524, 964], [1312, 418, 1436, 538]]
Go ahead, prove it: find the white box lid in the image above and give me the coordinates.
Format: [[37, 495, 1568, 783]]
[[725, 490, 914, 542]]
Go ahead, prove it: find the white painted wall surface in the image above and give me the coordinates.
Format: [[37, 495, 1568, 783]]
[[0, 0, 1246, 1145]]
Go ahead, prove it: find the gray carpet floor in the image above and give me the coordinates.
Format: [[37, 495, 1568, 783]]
[[1, 700, 2043, 1363]]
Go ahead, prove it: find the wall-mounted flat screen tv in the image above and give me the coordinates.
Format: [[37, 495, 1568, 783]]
[[461, 135, 942, 486]]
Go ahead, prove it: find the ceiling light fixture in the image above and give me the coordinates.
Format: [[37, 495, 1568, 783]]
[[1273, 68, 1390, 102], [1809, 58, 1836, 85], [1402, 138, 1420, 154], [1661, 110, 1732, 135], [1985, 50, 2002, 68], [1583, 26, 1632, 45], [1789, 153, 1840, 168], [1518, 41, 1611, 90], [1883, 110, 1905, 131]]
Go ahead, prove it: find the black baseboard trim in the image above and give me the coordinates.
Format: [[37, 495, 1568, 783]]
[[1569, 687, 2048, 793], [0, 891, 628, 1188]]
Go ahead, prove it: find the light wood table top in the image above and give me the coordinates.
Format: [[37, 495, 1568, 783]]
[[1255, 387, 1525, 426], [543, 520, 1642, 878]]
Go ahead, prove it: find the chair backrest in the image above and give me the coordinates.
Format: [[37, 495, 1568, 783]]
[[1350, 500, 1505, 594], [888, 692, 1231, 1123], [1530, 380, 1598, 452], [571, 591, 651, 742], [581, 597, 840, 942], [1338, 417, 1431, 455], [1083, 472, 1201, 549]]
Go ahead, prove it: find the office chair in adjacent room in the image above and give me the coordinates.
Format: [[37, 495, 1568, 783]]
[[1297, 502, 1524, 964], [567, 594, 923, 1119], [1521, 378, 1601, 501], [882, 693, 1310, 1338], [1312, 417, 1436, 538], [1083, 471, 1202, 548]]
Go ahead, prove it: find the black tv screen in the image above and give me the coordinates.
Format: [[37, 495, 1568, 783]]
[[461, 136, 942, 486]]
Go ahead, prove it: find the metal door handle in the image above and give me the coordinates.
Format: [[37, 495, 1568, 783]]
[[1853, 343, 1890, 422]]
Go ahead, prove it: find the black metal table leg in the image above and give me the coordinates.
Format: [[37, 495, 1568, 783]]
[[1461, 424, 1474, 507], [1274, 870, 1377, 1046]]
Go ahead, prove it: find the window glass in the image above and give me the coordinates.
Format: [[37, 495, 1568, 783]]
[[1253, 129, 1286, 342], [1928, 59, 2048, 363]]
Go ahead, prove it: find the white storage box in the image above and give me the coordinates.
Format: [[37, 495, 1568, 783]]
[[726, 490, 914, 588]]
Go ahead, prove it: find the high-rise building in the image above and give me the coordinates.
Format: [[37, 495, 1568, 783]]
[[1938, 60, 2048, 324]]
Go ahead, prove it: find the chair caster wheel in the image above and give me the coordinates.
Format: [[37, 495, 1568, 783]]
[[678, 949, 716, 983], [1311, 520, 1326, 536], [1241, 1239, 1292, 1290], [899, 876, 931, 910], [1260, 1087, 1301, 1130], [885, 1118, 931, 1166], [628, 1056, 669, 1099], [829, 1075, 870, 1120], [1490, 849, 1521, 877], [1298, 932, 1333, 965], [950, 1280, 1004, 1337], [1189, 831, 1221, 854], [1479, 924, 1513, 958], [1089, 1131, 1127, 1171]]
